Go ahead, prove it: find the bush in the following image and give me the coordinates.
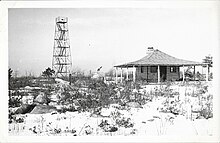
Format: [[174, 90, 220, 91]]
[[98, 119, 118, 132], [115, 117, 134, 128], [200, 107, 213, 119], [9, 76, 34, 89], [200, 94, 213, 119], [9, 91, 22, 108], [110, 109, 134, 128], [160, 99, 181, 115]]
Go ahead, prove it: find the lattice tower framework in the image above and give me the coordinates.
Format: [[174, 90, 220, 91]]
[[52, 17, 72, 78]]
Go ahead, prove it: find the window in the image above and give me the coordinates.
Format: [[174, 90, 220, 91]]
[[141, 66, 144, 73], [150, 66, 157, 73], [170, 66, 177, 73]]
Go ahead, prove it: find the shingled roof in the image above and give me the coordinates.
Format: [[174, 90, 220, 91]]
[[115, 49, 206, 67]]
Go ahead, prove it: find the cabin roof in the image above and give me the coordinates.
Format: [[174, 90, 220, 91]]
[[115, 49, 206, 67]]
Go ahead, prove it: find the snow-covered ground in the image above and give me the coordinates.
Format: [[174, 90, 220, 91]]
[[8, 81, 213, 136], [8, 102, 213, 136]]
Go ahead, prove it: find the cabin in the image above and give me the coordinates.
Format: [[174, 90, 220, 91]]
[[114, 47, 208, 83]]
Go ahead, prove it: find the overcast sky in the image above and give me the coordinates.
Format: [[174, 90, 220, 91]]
[[9, 7, 217, 76]]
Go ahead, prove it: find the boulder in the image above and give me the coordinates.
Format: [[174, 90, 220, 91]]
[[34, 92, 49, 105], [30, 105, 57, 114], [15, 104, 36, 114]]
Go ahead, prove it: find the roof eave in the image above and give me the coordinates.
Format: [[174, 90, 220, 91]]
[[114, 63, 207, 68]]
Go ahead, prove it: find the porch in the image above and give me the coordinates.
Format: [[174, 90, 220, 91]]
[[114, 65, 209, 83]]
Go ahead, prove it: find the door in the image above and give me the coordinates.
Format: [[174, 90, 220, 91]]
[[160, 66, 167, 82]]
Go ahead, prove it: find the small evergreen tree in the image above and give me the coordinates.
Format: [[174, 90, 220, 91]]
[[8, 68, 13, 90], [8, 68, 13, 80], [42, 67, 55, 78]]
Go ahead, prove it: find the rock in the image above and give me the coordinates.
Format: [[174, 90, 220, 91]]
[[30, 105, 57, 114], [34, 92, 49, 105], [15, 104, 36, 114], [126, 102, 142, 108]]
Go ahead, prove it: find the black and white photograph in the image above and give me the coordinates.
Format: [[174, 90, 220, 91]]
[[1, 1, 220, 142]]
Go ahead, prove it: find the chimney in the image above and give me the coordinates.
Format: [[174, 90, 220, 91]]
[[147, 47, 154, 53]]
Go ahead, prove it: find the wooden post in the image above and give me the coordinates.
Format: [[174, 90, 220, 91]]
[[206, 65, 209, 81], [120, 68, 123, 83], [115, 67, 118, 84], [133, 66, 136, 82], [157, 65, 160, 83], [183, 65, 185, 81], [146, 66, 148, 82], [193, 66, 195, 81], [126, 67, 129, 81]]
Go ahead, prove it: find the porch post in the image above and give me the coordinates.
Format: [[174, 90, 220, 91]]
[[120, 68, 123, 83], [115, 67, 118, 84], [193, 66, 196, 81], [157, 65, 160, 83], [126, 67, 129, 81], [133, 66, 136, 82], [183, 65, 185, 81], [206, 65, 209, 81], [146, 66, 148, 81]]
